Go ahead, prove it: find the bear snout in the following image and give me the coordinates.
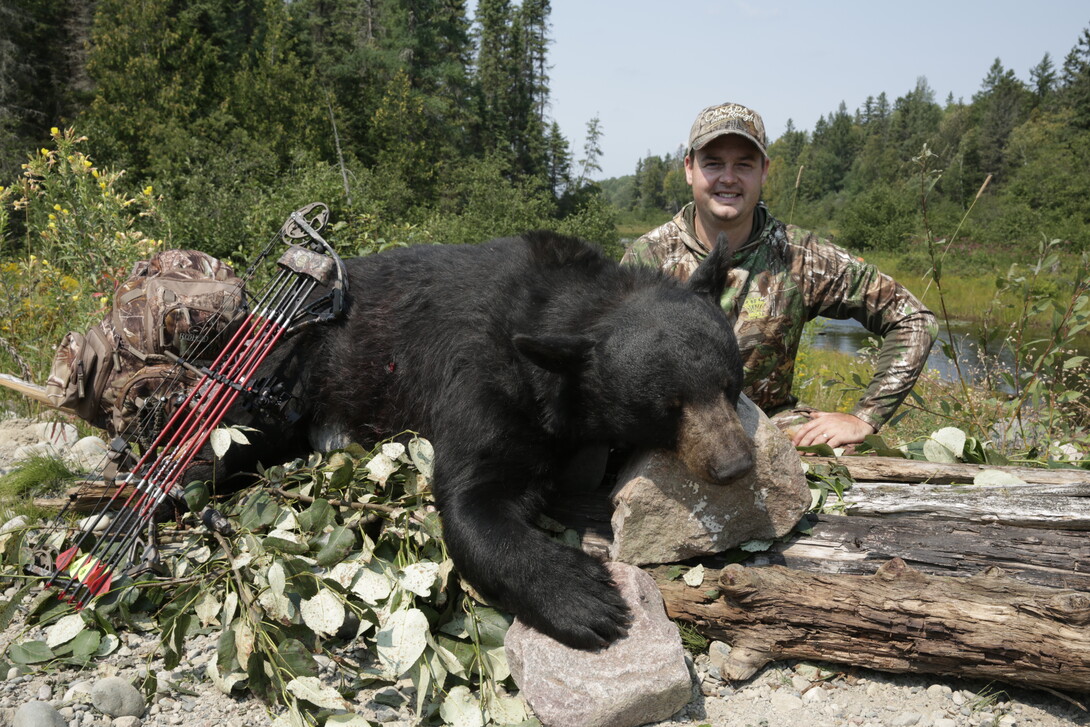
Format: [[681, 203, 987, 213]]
[[676, 397, 755, 485]]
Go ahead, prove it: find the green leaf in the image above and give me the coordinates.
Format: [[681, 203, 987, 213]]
[[263, 535, 309, 555], [300, 589, 345, 637], [930, 427, 967, 460], [974, 470, 1028, 486], [271, 638, 318, 679], [923, 439, 958, 464], [280, 557, 320, 599], [287, 676, 351, 710], [314, 525, 356, 567], [375, 608, 429, 678], [210, 428, 232, 458], [470, 607, 512, 649], [70, 629, 101, 659], [183, 481, 210, 512], [328, 460, 355, 491], [8, 640, 54, 665], [440, 685, 484, 727], [46, 613, 85, 648], [296, 498, 336, 533], [0, 585, 34, 632], [238, 491, 279, 532]]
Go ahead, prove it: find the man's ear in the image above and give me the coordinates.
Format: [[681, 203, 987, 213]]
[[686, 231, 731, 302], [513, 333, 594, 374]]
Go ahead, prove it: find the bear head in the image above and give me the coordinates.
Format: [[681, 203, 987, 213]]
[[513, 236, 754, 485]]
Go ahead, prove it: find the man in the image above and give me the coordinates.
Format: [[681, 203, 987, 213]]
[[622, 102, 937, 449]]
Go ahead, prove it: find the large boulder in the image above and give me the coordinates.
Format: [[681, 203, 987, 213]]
[[505, 562, 692, 727], [609, 394, 808, 566]]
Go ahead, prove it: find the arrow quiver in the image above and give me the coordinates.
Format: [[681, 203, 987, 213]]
[[27, 202, 348, 609]]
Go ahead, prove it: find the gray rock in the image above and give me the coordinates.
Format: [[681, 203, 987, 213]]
[[892, 713, 922, 727], [14, 701, 66, 727], [112, 717, 142, 727], [90, 677, 145, 718], [36, 685, 52, 701], [769, 690, 804, 711], [34, 422, 79, 447], [62, 681, 94, 703], [68, 436, 108, 472], [506, 562, 691, 727], [609, 394, 809, 565]]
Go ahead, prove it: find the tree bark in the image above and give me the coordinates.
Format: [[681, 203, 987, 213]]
[[749, 514, 1090, 592], [839, 481, 1090, 529], [810, 455, 1090, 487], [653, 558, 1090, 692]]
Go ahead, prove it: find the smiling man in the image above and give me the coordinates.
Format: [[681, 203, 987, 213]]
[[622, 102, 937, 449]]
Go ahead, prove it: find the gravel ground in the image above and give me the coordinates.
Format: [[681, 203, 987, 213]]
[[1, 413, 1088, 727]]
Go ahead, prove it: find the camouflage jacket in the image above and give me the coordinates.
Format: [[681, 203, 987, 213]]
[[621, 203, 937, 431]]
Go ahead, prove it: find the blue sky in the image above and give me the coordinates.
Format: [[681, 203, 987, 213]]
[[542, 1, 1090, 179]]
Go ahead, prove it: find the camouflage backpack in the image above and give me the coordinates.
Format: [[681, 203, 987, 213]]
[[45, 249, 247, 440]]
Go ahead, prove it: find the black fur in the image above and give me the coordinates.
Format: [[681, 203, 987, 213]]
[[242, 231, 751, 649]]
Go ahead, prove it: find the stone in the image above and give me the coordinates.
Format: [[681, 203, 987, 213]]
[[609, 394, 809, 565], [63, 681, 94, 703], [14, 701, 67, 727], [34, 422, 80, 448], [505, 562, 691, 727], [90, 677, 145, 718], [769, 690, 804, 711], [113, 718, 142, 727], [68, 436, 108, 472]]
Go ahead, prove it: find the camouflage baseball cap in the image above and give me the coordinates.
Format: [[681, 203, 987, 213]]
[[688, 102, 768, 158]]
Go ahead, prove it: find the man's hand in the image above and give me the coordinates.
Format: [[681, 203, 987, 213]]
[[791, 411, 876, 449]]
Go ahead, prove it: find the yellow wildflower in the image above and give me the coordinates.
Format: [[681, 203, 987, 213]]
[[40, 148, 50, 156], [53, 203, 61, 211], [48, 213, 56, 220], [92, 169, 99, 178], [143, 185, 154, 196], [51, 127, 60, 137]]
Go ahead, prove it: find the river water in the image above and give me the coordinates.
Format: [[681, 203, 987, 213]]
[[806, 317, 1021, 384]]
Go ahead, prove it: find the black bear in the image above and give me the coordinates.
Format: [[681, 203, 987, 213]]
[[255, 231, 753, 648]]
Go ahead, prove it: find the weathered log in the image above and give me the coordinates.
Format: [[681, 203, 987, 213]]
[[653, 558, 1090, 693], [33, 481, 130, 513], [839, 480, 1090, 529], [749, 514, 1090, 592], [810, 455, 1090, 487]]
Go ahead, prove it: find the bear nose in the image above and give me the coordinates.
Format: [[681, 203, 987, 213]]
[[709, 448, 754, 484]]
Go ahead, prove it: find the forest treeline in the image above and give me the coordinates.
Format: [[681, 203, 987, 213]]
[[0, 0, 616, 262], [3, 2, 1089, 264], [606, 25, 1090, 256]]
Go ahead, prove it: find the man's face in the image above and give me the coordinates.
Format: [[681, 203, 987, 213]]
[[685, 134, 769, 235]]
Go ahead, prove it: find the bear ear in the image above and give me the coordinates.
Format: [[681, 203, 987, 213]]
[[686, 231, 732, 302], [513, 333, 594, 374]]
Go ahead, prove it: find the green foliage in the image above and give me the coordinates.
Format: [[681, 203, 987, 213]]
[[0, 439, 536, 725], [837, 182, 915, 251], [0, 130, 164, 384]]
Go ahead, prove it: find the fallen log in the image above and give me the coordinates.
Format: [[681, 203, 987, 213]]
[[839, 480, 1090, 529], [33, 481, 131, 513], [653, 558, 1090, 693], [809, 455, 1090, 487], [749, 513, 1090, 592]]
